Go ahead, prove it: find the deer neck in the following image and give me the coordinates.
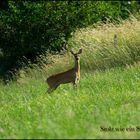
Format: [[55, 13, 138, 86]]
[[74, 59, 80, 72]]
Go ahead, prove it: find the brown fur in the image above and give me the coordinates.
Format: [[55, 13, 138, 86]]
[[46, 49, 82, 93]]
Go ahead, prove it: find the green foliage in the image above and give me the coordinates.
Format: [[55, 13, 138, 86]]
[[0, 64, 140, 138], [0, 1, 139, 57], [0, 13, 140, 138], [0, 1, 139, 81]]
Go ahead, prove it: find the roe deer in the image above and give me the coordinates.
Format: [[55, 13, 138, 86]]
[[46, 48, 82, 93]]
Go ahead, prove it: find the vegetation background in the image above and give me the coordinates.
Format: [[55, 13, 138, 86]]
[[0, 0, 139, 80], [0, 0, 140, 139]]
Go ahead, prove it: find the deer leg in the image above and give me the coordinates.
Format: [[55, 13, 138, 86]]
[[72, 81, 77, 89], [53, 84, 59, 91], [47, 87, 53, 93], [47, 84, 59, 94]]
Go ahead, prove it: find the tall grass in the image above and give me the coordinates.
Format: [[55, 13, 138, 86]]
[[0, 16, 140, 139], [68, 16, 140, 70], [32, 16, 140, 78], [0, 64, 140, 139]]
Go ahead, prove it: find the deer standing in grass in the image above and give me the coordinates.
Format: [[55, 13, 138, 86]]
[[46, 48, 82, 93]]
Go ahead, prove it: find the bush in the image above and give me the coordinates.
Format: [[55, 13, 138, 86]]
[[0, 1, 139, 81], [0, 1, 139, 58]]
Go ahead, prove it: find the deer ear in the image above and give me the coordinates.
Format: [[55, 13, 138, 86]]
[[70, 50, 75, 55], [78, 48, 82, 54]]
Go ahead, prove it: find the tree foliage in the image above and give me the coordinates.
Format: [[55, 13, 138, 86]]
[[0, 0, 139, 81]]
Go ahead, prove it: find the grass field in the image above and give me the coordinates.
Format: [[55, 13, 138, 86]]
[[0, 64, 140, 139], [0, 17, 140, 139]]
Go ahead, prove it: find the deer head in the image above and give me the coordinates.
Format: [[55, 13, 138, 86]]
[[70, 49, 82, 61]]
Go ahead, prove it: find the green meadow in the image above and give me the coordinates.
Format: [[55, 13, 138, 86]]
[[0, 17, 140, 139]]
